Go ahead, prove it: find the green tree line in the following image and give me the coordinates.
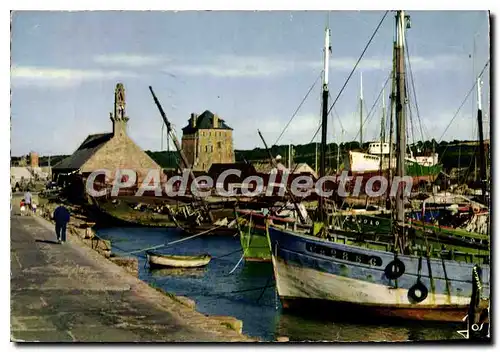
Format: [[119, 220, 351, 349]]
[[11, 140, 486, 174]]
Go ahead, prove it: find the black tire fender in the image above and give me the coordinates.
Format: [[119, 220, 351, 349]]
[[384, 258, 405, 280], [408, 280, 428, 303]]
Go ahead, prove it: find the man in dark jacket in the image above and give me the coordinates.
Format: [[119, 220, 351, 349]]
[[53, 205, 70, 243]]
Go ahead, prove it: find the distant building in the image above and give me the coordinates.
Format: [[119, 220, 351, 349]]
[[30, 152, 39, 168], [52, 83, 162, 188], [253, 160, 317, 178], [253, 161, 288, 174], [181, 110, 234, 172], [293, 163, 318, 179], [10, 167, 33, 187]]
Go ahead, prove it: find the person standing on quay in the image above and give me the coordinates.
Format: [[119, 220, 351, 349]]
[[24, 189, 32, 213], [53, 205, 70, 243]]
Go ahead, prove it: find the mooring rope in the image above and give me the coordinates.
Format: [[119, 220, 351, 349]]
[[212, 248, 243, 260], [230, 283, 276, 295], [107, 209, 253, 258], [124, 224, 226, 255], [227, 254, 245, 275], [226, 212, 254, 275], [256, 275, 275, 303]]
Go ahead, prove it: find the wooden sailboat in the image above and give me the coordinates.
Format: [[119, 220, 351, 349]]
[[337, 48, 490, 239], [267, 12, 490, 322], [235, 208, 297, 262]]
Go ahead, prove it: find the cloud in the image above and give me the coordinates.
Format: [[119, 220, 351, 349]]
[[93, 53, 168, 67], [408, 54, 468, 71], [319, 54, 467, 72], [12, 52, 465, 89], [162, 53, 467, 78], [165, 55, 298, 78], [10, 65, 137, 87]]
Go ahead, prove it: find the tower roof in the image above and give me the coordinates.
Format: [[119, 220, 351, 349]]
[[182, 110, 232, 134]]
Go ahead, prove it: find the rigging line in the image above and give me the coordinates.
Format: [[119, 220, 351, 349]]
[[334, 106, 346, 133], [437, 59, 490, 143], [405, 35, 426, 143], [309, 10, 389, 143], [406, 74, 417, 151], [459, 145, 479, 186], [349, 72, 392, 143], [436, 59, 490, 164], [406, 73, 417, 149], [273, 71, 323, 146], [328, 91, 346, 133], [409, 98, 431, 141], [362, 99, 371, 139]]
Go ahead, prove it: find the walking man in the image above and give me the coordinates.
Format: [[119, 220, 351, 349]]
[[53, 205, 70, 243], [24, 189, 32, 214]]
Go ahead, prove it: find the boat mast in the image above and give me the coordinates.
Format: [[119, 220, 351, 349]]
[[161, 123, 164, 151], [382, 88, 386, 144], [379, 87, 386, 176], [476, 78, 487, 204], [359, 72, 364, 146], [149, 86, 214, 222], [387, 38, 397, 208], [315, 143, 318, 174], [318, 26, 331, 220], [395, 11, 408, 226], [336, 131, 341, 174], [288, 144, 292, 170]]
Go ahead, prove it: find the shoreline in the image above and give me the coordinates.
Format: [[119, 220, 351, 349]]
[[11, 197, 256, 342]]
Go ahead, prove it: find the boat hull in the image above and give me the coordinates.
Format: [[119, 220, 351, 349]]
[[147, 252, 211, 268], [240, 224, 271, 262], [268, 227, 490, 323], [279, 296, 473, 322], [343, 152, 442, 192], [346, 151, 442, 182], [236, 209, 295, 263]]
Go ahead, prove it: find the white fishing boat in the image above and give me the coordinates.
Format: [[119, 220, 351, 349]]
[[345, 145, 439, 174]]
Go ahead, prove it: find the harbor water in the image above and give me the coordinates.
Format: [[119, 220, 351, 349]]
[[98, 227, 463, 342]]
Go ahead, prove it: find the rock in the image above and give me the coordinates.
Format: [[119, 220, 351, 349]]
[[276, 336, 289, 342], [109, 257, 139, 277], [68, 227, 83, 239], [84, 227, 95, 239], [95, 248, 111, 258], [81, 237, 111, 251], [211, 316, 243, 334], [175, 296, 196, 310]]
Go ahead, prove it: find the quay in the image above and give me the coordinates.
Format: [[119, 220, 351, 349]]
[[10, 200, 254, 342]]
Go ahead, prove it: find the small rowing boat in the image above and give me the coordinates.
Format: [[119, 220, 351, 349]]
[[146, 251, 211, 268]]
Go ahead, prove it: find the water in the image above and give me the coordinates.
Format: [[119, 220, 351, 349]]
[[97, 227, 463, 342]]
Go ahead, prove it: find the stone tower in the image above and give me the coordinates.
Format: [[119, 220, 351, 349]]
[[181, 110, 234, 171], [110, 83, 130, 137]]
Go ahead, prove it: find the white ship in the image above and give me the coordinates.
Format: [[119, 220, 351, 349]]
[[344, 142, 439, 174]]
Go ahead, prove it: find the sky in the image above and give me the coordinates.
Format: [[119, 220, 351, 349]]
[[10, 10, 490, 157]]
